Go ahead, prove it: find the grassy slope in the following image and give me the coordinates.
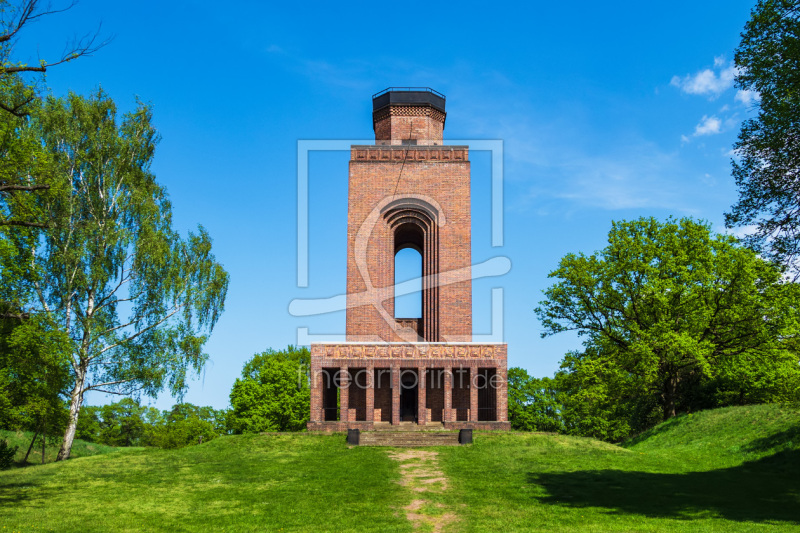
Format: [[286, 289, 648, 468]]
[[1, 404, 798, 532], [624, 404, 800, 465], [434, 404, 800, 532]]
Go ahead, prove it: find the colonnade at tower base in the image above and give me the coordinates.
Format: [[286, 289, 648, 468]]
[[307, 342, 511, 431]]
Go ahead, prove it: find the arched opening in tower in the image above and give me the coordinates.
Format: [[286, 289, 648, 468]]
[[394, 247, 422, 319], [384, 199, 440, 342]]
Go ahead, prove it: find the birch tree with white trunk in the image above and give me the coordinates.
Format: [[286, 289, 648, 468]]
[[30, 90, 228, 460]]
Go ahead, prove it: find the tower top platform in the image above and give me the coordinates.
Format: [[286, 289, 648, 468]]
[[372, 88, 446, 115]]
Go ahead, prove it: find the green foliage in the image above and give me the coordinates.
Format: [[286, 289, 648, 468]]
[[536, 217, 800, 440], [0, 313, 71, 432], [149, 403, 224, 449], [507, 367, 562, 432], [228, 346, 310, 433], [727, 0, 800, 274], [76, 399, 225, 449], [0, 438, 16, 469], [0, 89, 233, 460]]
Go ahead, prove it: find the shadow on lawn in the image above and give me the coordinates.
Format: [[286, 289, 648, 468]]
[[528, 449, 800, 524]]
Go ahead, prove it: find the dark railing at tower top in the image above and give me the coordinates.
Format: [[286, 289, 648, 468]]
[[372, 87, 446, 114], [372, 87, 446, 99]]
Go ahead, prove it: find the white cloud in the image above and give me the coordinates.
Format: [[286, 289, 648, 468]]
[[681, 134, 691, 144], [671, 61, 738, 98], [541, 145, 697, 212], [694, 115, 722, 136], [735, 89, 761, 106], [720, 224, 759, 239]]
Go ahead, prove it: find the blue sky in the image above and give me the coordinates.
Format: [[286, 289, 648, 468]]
[[20, 0, 758, 410]]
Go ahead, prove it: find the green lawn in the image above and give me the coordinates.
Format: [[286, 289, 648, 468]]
[[1, 404, 798, 532], [0, 433, 412, 532]]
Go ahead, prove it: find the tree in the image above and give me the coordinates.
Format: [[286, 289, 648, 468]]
[[228, 346, 310, 433], [10, 90, 230, 460], [726, 0, 800, 276], [149, 403, 223, 449], [535, 217, 800, 434], [507, 367, 562, 432]]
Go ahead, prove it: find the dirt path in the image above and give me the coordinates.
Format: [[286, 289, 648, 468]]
[[388, 449, 457, 532]]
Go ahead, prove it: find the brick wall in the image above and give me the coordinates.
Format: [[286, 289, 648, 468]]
[[373, 105, 445, 145], [345, 147, 472, 342]]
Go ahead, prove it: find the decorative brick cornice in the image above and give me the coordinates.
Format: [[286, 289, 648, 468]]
[[351, 145, 468, 161], [310, 342, 507, 360]]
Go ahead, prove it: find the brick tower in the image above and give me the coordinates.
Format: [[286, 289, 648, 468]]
[[308, 88, 509, 431]]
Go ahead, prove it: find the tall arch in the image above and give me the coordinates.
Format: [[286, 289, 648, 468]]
[[382, 198, 441, 341]]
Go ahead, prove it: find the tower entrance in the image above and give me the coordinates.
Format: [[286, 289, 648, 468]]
[[399, 369, 418, 422]]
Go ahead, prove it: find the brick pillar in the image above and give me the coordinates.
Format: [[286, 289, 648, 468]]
[[309, 360, 322, 424], [417, 366, 427, 425], [339, 366, 349, 425], [366, 361, 375, 426], [497, 364, 508, 422], [469, 366, 478, 422], [443, 363, 452, 423], [391, 365, 400, 425]]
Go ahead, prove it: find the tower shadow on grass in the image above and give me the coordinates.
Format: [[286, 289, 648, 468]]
[[528, 449, 800, 524]]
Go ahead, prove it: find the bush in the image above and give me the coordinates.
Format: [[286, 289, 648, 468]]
[[0, 439, 18, 470], [228, 346, 310, 433]]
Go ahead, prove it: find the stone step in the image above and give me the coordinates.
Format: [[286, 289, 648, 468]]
[[358, 431, 461, 447]]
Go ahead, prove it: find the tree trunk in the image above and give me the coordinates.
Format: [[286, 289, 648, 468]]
[[41, 418, 46, 464], [663, 374, 678, 419], [56, 370, 85, 461], [58, 291, 92, 462], [23, 426, 40, 464]]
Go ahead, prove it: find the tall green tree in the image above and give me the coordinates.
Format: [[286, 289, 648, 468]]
[[726, 0, 800, 276], [228, 346, 310, 433], [536, 217, 800, 433], [14, 90, 230, 460]]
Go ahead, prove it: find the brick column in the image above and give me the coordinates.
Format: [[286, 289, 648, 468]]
[[339, 366, 349, 425], [391, 365, 400, 425], [309, 359, 322, 423], [469, 366, 478, 422], [417, 366, 427, 425], [497, 364, 508, 422], [366, 361, 375, 426], [443, 363, 452, 423]]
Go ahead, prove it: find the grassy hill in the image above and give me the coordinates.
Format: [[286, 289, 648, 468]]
[[624, 403, 800, 463], [1, 404, 798, 532]]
